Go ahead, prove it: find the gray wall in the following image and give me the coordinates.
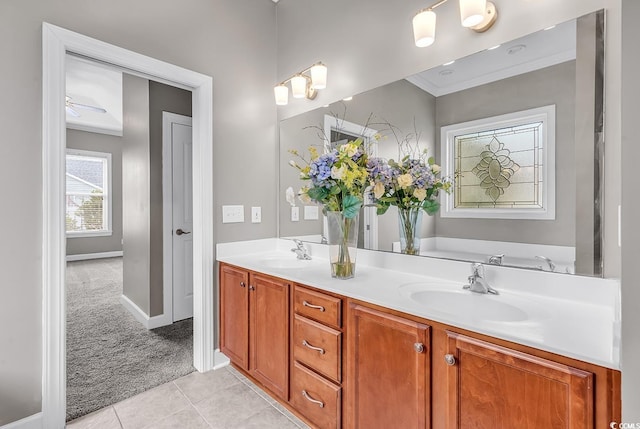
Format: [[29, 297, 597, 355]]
[[621, 0, 640, 419], [434, 61, 576, 246], [122, 74, 152, 315], [66, 129, 124, 256], [0, 0, 277, 423], [279, 79, 436, 251], [148, 81, 192, 317]]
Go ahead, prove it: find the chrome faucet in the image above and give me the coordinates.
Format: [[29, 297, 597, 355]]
[[463, 263, 499, 295], [535, 255, 556, 272], [291, 239, 312, 260], [487, 254, 504, 265]]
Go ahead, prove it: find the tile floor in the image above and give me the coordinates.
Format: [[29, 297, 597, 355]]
[[66, 365, 310, 429]]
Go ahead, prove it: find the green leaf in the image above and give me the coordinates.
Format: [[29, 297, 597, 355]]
[[342, 195, 362, 219], [428, 156, 435, 165], [376, 203, 390, 216], [330, 185, 342, 195], [308, 187, 329, 202], [422, 199, 441, 215]]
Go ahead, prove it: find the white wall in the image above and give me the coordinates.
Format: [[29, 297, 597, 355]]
[[0, 0, 277, 425]]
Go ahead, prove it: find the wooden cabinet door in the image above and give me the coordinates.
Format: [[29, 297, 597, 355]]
[[346, 303, 430, 429], [219, 264, 249, 370], [444, 332, 594, 429], [250, 273, 290, 401]]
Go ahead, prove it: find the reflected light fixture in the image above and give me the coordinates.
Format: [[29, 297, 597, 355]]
[[274, 62, 327, 106], [413, 0, 498, 48]]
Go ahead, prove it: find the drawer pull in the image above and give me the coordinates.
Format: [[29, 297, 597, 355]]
[[302, 339, 326, 355], [240, 281, 246, 288], [302, 301, 325, 312], [302, 390, 324, 408], [414, 342, 425, 353], [444, 354, 456, 366]]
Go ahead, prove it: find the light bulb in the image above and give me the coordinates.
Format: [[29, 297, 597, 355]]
[[291, 75, 307, 98], [413, 9, 436, 48], [459, 0, 486, 27], [274, 85, 288, 105], [310, 63, 327, 89]]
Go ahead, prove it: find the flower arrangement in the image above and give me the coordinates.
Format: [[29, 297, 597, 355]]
[[289, 138, 370, 219], [289, 138, 371, 278]]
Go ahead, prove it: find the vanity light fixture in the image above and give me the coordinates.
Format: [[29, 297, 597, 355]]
[[413, 0, 498, 48], [274, 62, 327, 106]]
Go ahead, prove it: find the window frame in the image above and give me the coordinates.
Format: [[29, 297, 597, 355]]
[[65, 148, 113, 237], [440, 105, 556, 220]]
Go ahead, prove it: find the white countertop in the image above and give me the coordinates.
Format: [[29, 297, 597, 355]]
[[217, 238, 621, 370]]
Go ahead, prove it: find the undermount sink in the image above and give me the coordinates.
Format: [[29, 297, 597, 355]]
[[398, 282, 547, 323], [259, 254, 319, 269]]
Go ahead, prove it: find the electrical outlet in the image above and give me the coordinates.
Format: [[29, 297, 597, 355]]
[[222, 205, 245, 223], [291, 206, 300, 222], [251, 206, 261, 223]]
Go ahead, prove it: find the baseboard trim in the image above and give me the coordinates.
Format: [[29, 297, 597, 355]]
[[213, 349, 230, 370], [119, 294, 172, 330], [1, 412, 42, 429], [66, 251, 123, 262]]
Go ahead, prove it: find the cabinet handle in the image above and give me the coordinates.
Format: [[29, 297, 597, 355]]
[[414, 343, 425, 353], [302, 301, 325, 312], [249, 285, 255, 291], [302, 339, 325, 355], [240, 281, 246, 288], [302, 390, 324, 408], [444, 354, 456, 366]]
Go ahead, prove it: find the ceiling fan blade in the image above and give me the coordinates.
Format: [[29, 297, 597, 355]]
[[66, 106, 81, 117], [70, 102, 107, 114]]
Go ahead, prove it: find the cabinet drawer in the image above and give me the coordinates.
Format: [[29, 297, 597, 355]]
[[291, 361, 341, 429], [293, 314, 342, 383], [294, 285, 342, 329]]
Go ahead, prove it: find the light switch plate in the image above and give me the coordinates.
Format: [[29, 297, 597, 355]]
[[251, 206, 261, 223], [222, 205, 244, 223], [304, 205, 319, 220], [291, 206, 300, 222]]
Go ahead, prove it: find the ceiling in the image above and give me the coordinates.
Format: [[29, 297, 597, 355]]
[[66, 55, 123, 136], [406, 19, 576, 97]]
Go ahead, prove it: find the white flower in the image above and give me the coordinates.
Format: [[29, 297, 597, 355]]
[[289, 160, 298, 168], [373, 182, 385, 199], [298, 188, 312, 204], [413, 188, 427, 201], [331, 164, 347, 180], [397, 174, 413, 189], [431, 164, 441, 174], [340, 143, 358, 158]]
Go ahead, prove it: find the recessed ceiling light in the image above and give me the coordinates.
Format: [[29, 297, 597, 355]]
[[443, 60, 455, 66], [439, 69, 454, 76], [343, 96, 353, 101], [544, 25, 556, 31], [507, 44, 526, 55], [488, 44, 501, 51]]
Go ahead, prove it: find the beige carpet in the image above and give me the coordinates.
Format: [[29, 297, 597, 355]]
[[66, 257, 194, 421]]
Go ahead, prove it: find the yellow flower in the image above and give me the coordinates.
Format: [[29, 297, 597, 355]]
[[413, 188, 427, 201], [331, 164, 346, 180], [397, 174, 413, 189], [298, 187, 312, 204], [308, 146, 319, 160], [340, 143, 358, 158], [373, 182, 385, 199]]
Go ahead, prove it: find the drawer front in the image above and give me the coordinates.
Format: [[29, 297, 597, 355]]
[[291, 361, 341, 429], [293, 315, 342, 383], [294, 285, 342, 329]]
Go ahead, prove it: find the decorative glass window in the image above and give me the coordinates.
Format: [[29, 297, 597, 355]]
[[440, 105, 555, 219], [66, 149, 112, 236]]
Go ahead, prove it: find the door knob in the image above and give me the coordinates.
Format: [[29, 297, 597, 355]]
[[176, 228, 191, 236], [444, 354, 456, 366]]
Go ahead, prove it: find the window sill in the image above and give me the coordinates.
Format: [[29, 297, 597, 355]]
[[66, 230, 113, 238]]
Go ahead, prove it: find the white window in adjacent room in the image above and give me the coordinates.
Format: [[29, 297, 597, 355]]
[[65, 149, 112, 237]]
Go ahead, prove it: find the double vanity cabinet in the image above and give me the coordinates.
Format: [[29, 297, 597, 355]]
[[219, 261, 621, 429]]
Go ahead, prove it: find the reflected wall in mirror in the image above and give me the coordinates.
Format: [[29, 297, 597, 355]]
[[278, 10, 604, 277]]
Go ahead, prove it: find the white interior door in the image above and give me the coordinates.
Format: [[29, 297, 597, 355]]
[[169, 114, 193, 322]]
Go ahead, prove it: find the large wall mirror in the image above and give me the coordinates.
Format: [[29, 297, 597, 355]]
[[278, 10, 604, 277]]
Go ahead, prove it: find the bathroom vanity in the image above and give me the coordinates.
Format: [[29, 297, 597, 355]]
[[217, 239, 621, 428]]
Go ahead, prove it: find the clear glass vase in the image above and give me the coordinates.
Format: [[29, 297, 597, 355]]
[[326, 210, 359, 279], [398, 207, 423, 255]]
